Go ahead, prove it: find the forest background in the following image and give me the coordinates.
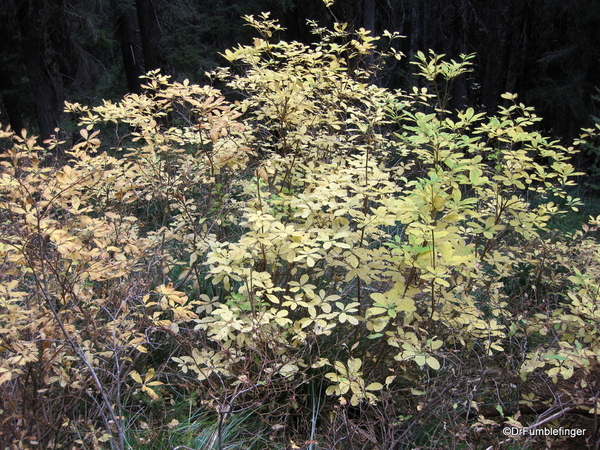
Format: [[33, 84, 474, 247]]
[[2, 0, 600, 157], [3, 1, 600, 450]]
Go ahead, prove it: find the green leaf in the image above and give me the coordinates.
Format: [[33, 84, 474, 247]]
[[544, 354, 567, 361], [495, 404, 504, 416]]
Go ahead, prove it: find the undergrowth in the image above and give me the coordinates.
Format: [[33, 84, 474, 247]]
[[2, 7, 600, 450]]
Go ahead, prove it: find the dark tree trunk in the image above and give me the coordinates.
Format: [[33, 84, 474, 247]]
[[410, 0, 423, 53], [282, 0, 327, 44], [113, 1, 144, 94], [502, 1, 529, 95], [136, 0, 164, 72], [449, 0, 469, 111], [0, 78, 25, 135], [0, 3, 25, 135], [363, 0, 376, 68], [363, 0, 376, 35], [46, 0, 80, 94], [16, 0, 62, 144]]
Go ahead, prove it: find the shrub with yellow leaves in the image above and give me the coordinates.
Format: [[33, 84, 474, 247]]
[[1, 12, 599, 450]]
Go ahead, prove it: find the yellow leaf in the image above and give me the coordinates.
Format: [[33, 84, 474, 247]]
[[145, 367, 155, 383], [326, 385, 339, 396], [71, 196, 81, 211], [0, 370, 13, 386], [98, 433, 112, 443], [130, 371, 143, 384], [426, 356, 440, 370], [397, 297, 416, 312], [429, 339, 443, 350], [414, 355, 426, 366], [349, 358, 362, 374], [441, 241, 452, 260], [347, 254, 359, 268], [142, 386, 159, 400]]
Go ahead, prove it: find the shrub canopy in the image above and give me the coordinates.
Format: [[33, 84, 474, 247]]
[[1, 12, 599, 450]]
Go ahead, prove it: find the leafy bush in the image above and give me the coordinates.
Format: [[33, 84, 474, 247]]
[[1, 11, 599, 450], [0, 75, 249, 449]]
